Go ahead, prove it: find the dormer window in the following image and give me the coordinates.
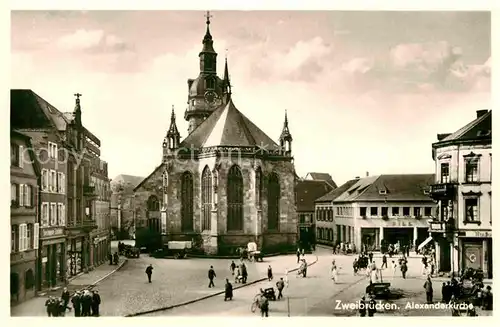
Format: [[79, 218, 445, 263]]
[[379, 190, 387, 195]]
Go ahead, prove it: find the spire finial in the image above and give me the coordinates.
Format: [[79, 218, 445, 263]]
[[225, 48, 228, 60], [284, 109, 288, 126], [171, 105, 175, 120], [205, 11, 212, 26]]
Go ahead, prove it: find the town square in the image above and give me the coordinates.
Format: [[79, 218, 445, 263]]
[[10, 10, 492, 317]]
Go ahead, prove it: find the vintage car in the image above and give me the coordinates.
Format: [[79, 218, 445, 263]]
[[151, 241, 192, 259], [124, 246, 140, 258]]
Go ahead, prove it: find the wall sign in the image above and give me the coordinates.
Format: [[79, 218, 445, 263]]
[[465, 230, 492, 238]]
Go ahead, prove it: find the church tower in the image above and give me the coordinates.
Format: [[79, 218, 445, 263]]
[[184, 11, 226, 135], [163, 105, 181, 162]]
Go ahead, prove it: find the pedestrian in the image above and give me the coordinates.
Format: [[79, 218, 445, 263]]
[[108, 253, 113, 265], [424, 275, 433, 304], [260, 294, 269, 317], [81, 290, 92, 316], [359, 296, 367, 317], [332, 243, 337, 254], [56, 298, 66, 316], [267, 265, 273, 281], [241, 263, 248, 284], [71, 291, 81, 317], [441, 282, 447, 303], [113, 252, 119, 265], [331, 261, 339, 284], [235, 266, 241, 283], [145, 264, 153, 283], [91, 290, 101, 316], [301, 248, 305, 257], [276, 278, 285, 299], [406, 245, 410, 257], [208, 265, 216, 288], [353, 258, 358, 275], [482, 286, 493, 310], [381, 254, 388, 269], [369, 261, 378, 283], [400, 261, 408, 279], [301, 259, 308, 278], [61, 287, 71, 312], [224, 279, 233, 301], [368, 252, 373, 263], [230, 260, 236, 275], [421, 256, 428, 275], [45, 296, 54, 317], [296, 248, 301, 263]]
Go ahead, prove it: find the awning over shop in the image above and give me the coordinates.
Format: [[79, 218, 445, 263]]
[[418, 236, 433, 251]]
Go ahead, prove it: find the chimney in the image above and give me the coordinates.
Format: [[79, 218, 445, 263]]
[[366, 171, 369, 177], [355, 176, 360, 180], [437, 133, 451, 141], [477, 109, 488, 118]]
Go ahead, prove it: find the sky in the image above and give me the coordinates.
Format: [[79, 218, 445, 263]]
[[10, 10, 491, 185]]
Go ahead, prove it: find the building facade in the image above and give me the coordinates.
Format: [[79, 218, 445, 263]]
[[314, 179, 358, 246], [134, 14, 298, 255], [295, 178, 334, 249], [90, 158, 111, 268], [429, 109, 492, 278], [10, 131, 41, 304], [11, 90, 69, 290], [316, 174, 435, 251]]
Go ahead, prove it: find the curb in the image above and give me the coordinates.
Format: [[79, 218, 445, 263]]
[[157, 251, 310, 260], [126, 254, 319, 317], [76, 259, 129, 293]]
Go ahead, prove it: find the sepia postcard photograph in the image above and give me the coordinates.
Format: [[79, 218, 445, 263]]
[[8, 3, 493, 319]]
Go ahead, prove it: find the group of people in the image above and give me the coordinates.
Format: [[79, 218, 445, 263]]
[[108, 252, 119, 265], [230, 260, 249, 284], [45, 288, 101, 317], [333, 242, 356, 255]]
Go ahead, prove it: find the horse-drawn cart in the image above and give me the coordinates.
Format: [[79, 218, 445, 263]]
[[247, 242, 263, 262]]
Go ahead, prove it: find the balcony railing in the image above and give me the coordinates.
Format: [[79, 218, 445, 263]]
[[429, 183, 455, 200]]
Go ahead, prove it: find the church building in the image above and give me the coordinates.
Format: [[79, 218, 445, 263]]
[[134, 13, 298, 255]]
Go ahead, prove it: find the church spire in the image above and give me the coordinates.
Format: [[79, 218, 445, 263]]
[[279, 110, 293, 155], [223, 51, 232, 103], [199, 11, 217, 73], [164, 105, 181, 152], [73, 92, 82, 127], [200, 11, 216, 54]]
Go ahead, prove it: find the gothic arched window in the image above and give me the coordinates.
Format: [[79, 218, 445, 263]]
[[267, 172, 280, 231], [255, 167, 262, 207], [181, 171, 194, 232], [201, 166, 212, 231], [205, 76, 215, 89], [227, 165, 243, 231], [146, 195, 160, 233]]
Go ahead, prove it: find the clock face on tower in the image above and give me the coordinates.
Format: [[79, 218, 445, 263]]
[[204, 91, 218, 106]]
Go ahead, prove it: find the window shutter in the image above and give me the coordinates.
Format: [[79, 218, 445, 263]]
[[61, 204, 66, 226], [19, 145, 24, 168], [34, 223, 39, 249], [19, 224, 25, 251], [19, 184, 25, 206], [62, 174, 65, 194], [44, 170, 49, 191]]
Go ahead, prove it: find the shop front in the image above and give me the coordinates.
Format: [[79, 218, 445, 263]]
[[92, 235, 110, 267], [460, 230, 492, 278], [360, 227, 380, 251], [66, 237, 86, 277], [40, 239, 66, 289]]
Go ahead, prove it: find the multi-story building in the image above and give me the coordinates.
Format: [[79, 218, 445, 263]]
[[314, 179, 358, 246], [10, 131, 41, 304], [110, 174, 145, 239], [316, 174, 435, 251], [11, 90, 69, 290], [90, 158, 111, 267], [428, 109, 492, 278], [295, 177, 334, 249]]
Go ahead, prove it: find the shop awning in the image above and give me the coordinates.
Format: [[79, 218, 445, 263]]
[[418, 236, 433, 251]]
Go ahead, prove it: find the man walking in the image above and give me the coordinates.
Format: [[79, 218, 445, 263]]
[[208, 265, 216, 288], [241, 263, 248, 284], [368, 252, 373, 263], [296, 248, 301, 263], [230, 261, 236, 275], [260, 294, 269, 317], [91, 290, 101, 316], [381, 254, 388, 269], [276, 278, 285, 300], [400, 261, 408, 279], [61, 287, 71, 312], [145, 264, 153, 283], [267, 265, 273, 281], [424, 275, 433, 304]]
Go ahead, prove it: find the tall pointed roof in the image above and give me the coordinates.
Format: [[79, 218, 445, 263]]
[[180, 99, 280, 150], [440, 110, 491, 143], [279, 110, 292, 141], [200, 11, 216, 54], [167, 105, 180, 137]]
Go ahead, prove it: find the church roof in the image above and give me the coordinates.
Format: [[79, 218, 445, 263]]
[[180, 98, 280, 150]]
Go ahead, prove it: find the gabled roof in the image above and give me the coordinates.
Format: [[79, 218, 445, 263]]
[[112, 174, 145, 187], [333, 174, 435, 202], [315, 179, 359, 203], [11, 89, 70, 131], [305, 172, 337, 188], [295, 180, 333, 212], [180, 98, 280, 150], [132, 164, 164, 192], [440, 110, 491, 143]]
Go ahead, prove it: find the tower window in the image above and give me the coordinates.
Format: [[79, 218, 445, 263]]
[[205, 77, 215, 89]]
